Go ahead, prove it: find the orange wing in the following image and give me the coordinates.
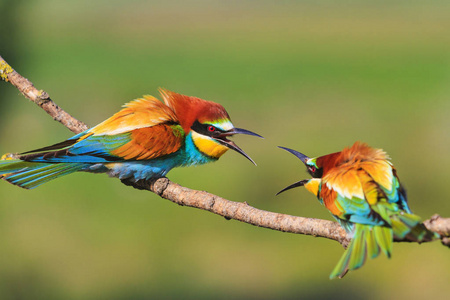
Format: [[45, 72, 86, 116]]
[[110, 124, 184, 160], [324, 159, 393, 201], [16, 94, 185, 163], [81, 95, 185, 161], [91, 95, 179, 135], [320, 156, 395, 223]]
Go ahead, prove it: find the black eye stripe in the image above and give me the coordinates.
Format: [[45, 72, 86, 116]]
[[191, 120, 224, 136], [307, 165, 323, 178]]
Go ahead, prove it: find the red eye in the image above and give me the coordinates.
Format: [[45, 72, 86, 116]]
[[208, 125, 216, 132], [310, 166, 316, 172]]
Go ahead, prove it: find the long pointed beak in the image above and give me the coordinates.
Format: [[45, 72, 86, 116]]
[[214, 127, 263, 165], [276, 179, 309, 195], [223, 127, 264, 139], [276, 146, 312, 196], [278, 146, 310, 165]]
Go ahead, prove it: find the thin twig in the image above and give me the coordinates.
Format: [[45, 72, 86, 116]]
[[0, 55, 88, 133], [1, 55, 448, 248]]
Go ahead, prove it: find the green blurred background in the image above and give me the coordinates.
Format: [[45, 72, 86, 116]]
[[1, 0, 449, 299]]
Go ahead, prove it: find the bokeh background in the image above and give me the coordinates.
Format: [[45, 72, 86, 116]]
[[1, 0, 449, 299]]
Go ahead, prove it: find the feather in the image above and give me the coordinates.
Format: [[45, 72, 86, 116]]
[[1, 160, 86, 189], [329, 224, 368, 279], [90, 95, 178, 135], [329, 224, 388, 279], [111, 124, 184, 160], [159, 88, 230, 133], [347, 226, 367, 271], [373, 226, 393, 258], [292, 142, 439, 279], [1, 89, 252, 188], [365, 227, 380, 259]]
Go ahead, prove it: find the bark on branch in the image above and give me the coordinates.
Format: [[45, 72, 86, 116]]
[[1, 55, 449, 248], [122, 177, 352, 246], [0, 56, 88, 134]]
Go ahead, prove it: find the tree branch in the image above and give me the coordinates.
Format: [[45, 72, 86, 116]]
[[1, 55, 448, 248], [0, 55, 88, 134], [122, 177, 352, 246]]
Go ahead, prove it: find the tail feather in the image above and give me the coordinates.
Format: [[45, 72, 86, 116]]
[[7, 163, 68, 182], [365, 228, 380, 259], [9, 164, 84, 189], [329, 224, 393, 279], [373, 226, 393, 258], [330, 212, 438, 279], [1, 159, 86, 189], [392, 213, 438, 242], [0, 159, 46, 174], [347, 228, 367, 271], [398, 213, 421, 228], [406, 224, 438, 242]]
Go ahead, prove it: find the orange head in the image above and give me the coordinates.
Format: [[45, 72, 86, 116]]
[[159, 89, 263, 164], [276, 142, 381, 196]]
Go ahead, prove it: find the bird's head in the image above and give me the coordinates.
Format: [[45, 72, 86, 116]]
[[276, 147, 325, 196], [160, 89, 262, 164]]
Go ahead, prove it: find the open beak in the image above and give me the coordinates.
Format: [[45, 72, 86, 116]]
[[276, 146, 311, 195], [214, 128, 263, 165]]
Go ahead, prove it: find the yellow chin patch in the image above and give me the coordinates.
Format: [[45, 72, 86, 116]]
[[305, 178, 321, 196], [191, 131, 229, 158]]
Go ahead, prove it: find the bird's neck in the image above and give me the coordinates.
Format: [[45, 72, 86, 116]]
[[305, 178, 321, 197], [189, 131, 229, 159], [181, 132, 224, 166]]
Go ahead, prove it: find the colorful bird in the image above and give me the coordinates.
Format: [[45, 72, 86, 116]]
[[0, 89, 262, 189], [277, 142, 437, 279]]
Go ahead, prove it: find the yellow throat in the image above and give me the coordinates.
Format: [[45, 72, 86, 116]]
[[305, 178, 321, 196], [191, 131, 229, 158]]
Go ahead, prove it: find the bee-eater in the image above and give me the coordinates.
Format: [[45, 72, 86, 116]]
[[0, 89, 262, 189], [277, 142, 437, 279]]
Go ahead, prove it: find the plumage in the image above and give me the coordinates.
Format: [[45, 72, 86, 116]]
[[278, 142, 438, 279], [0, 89, 262, 189]]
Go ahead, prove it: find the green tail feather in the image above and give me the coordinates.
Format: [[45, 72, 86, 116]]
[[365, 227, 380, 260], [392, 213, 439, 242], [0, 159, 85, 189], [373, 226, 393, 258], [330, 212, 438, 279], [329, 224, 393, 279]]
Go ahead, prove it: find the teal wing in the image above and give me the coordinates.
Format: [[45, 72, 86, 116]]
[[1, 123, 185, 189], [19, 123, 185, 163]]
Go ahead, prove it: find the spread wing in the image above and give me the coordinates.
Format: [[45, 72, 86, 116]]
[[20, 96, 185, 162], [320, 159, 404, 226]]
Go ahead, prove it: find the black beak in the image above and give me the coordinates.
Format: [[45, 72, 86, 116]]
[[276, 179, 309, 195], [214, 128, 263, 165], [278, 146, 310, 165], [276, 146, 311, 195], [225, 128, 264, 139]]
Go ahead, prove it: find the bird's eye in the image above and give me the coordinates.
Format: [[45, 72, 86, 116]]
[[310, 166, 316, 173], [207, 125, 216, 132]]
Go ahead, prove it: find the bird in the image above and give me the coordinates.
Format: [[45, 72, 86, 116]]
[[0, 89, 262, 189], [277, 142, 438, 279]]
